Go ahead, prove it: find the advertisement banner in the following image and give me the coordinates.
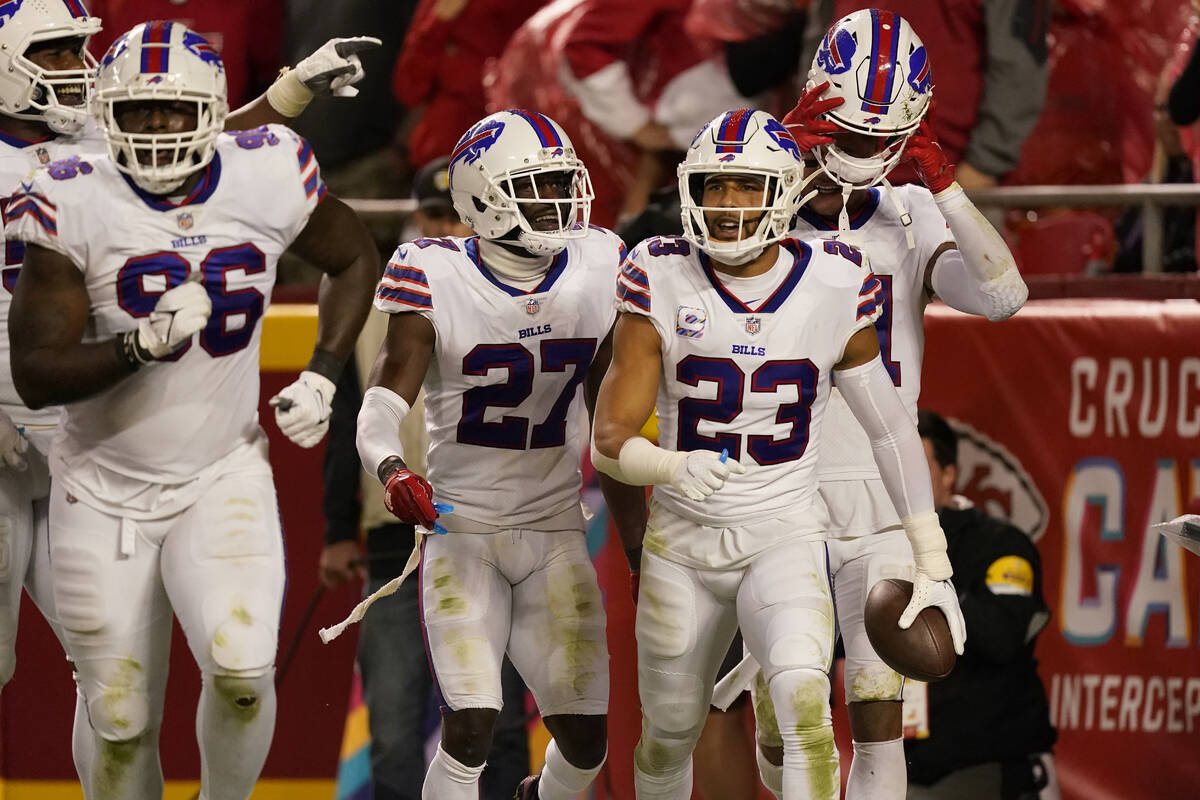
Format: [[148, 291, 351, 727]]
[[921, 299, 1200, 800]]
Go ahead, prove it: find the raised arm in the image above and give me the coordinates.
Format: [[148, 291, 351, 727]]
[[10, 243, 209, 408], [226, 37, 382, 130]]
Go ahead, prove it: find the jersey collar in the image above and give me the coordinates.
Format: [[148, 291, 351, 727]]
[[699, 238, 811, 314], [795, 186, 881, 231], [0, 129, 57, 149], [121, 152, 223, 212], [464, 236, 569, 297]]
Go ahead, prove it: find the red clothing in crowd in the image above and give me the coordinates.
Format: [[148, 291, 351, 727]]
[[489, 0, 734, 226], [87, 0, 283, 107], [393, 0, 544, 169]]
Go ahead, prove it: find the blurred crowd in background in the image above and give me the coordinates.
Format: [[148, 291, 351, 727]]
[[108, 0, 1200, 280]]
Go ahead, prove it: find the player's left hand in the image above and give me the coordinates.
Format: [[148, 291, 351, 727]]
[[902, 121, 957, 194], [898, 572, 967, 655], [270, 370, 336, 448], [0, 410, 27, 471], [782, 81, 844, 154], [293, 36, 381, 98]]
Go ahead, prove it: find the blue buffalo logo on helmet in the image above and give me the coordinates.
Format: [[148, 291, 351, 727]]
[[450, 118, 505, 169], [102, 32, 131, 68], [182, 29, 224, 70], [0, 0, 24, 27], [815, 26, 856, 75], [763, 118, 802, 162], [907, 45, 932, 95]]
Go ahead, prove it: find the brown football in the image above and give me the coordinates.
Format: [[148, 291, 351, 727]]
[[864, 578, 957, 682]]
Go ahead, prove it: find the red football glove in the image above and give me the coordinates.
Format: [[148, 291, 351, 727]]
[[781, 81, 844, 154], [383, 468, 438, 530], [903, 120, 957, 194]]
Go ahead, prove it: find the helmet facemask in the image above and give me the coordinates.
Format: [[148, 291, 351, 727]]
[[6, 31, 100, 135], [811, 128, 911, 190], [472, 160, 593, 256], [679, 165, 810, 266], [102, 93, 226, 194]]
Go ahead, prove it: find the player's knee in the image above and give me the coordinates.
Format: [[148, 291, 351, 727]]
[[769, 668, 833, 751], [844, 660, 903, 703], [546, 715, 608, 769], [82, 669, 153, 742], [210, 608, 276, 677], [441, 707, 499, 767], [210, 673, 273, 723], [634, 717, 698, 777], [639, 668, 707, 735]]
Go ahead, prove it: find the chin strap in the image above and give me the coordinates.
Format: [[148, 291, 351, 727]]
[[882, 179, 916, 250]]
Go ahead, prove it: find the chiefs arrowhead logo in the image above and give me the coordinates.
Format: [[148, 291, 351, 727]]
[[949, 418, 1049, 542]]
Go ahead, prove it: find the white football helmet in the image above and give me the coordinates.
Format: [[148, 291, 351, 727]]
[[448, 109, 593, 256], [96, 21, 228, 194], [807, 8, 932, 189], [678, 109, 812, 266], [0, 0, 101, 135]]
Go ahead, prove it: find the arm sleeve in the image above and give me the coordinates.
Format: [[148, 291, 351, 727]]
[[1168, 35, 1200, 125], [833, 356, 933, 521], [965, 0, 1050, 177], [374, 245, 434, 321], [322, 356, 363, 545], [929, 186, 1028, 321], [958, 523, 1044, 663]]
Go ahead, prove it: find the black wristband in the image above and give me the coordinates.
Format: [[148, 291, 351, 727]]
[[625, 546, 643, 572], [377, 455, 407, 485], [116, 330, 151, 370], [305, 348, 344, 383]]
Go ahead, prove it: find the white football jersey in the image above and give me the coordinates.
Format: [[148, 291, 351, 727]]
[[792, 185, 953, 486], [373, 227, 625, 531], [0, 120, 106, 428], [616, 235, 882, 533], [4, 124, 324, 488]]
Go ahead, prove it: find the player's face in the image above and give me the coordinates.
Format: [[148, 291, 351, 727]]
[[922, 438, 957, 510], [803, 129, 895, 217], [509, 170, 574, 232], [416, 205, 473, 238], [25, 37, 89, 107], [114, 100, 199, 165], [700, 174, 767, 242]]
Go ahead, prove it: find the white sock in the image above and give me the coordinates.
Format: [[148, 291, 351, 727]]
[[846, 738, 906, 800], [197, 673, 276, 799], [757, 747, 783, 800], [537, 739, 605, 799], [423, 744, 486, 799]]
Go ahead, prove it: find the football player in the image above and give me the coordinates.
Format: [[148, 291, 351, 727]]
[[5, 23, 378, 799], [354, 110, 647, 800], [590, 108, 966, 800], [740, 10, 1029, 800], [0, 1, 378, 695]]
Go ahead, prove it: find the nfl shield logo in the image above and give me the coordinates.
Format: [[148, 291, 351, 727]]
[[526, 298, 540, 315], [745, 316, 761, 335], [35, 147, 49, 165], [177, 212, 194, 230]]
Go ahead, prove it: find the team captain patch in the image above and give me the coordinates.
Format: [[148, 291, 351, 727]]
[[984, 555, 1034, 596]]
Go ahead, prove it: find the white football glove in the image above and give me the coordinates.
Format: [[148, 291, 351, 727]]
[[270, 370, 336, 448], [669, 450, 746, 501], [0, 410, 28, 471], [898, 572, 967, 655], [294, 36, 381, 97], [125, 279, 212, 363]]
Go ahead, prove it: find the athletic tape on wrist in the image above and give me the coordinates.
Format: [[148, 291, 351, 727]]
[[266, 68, 313, 118]]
